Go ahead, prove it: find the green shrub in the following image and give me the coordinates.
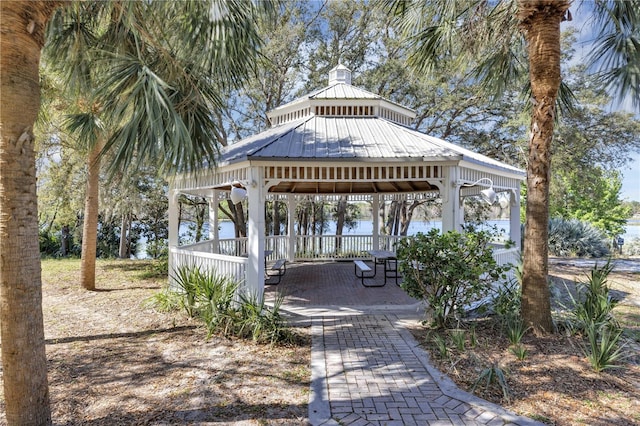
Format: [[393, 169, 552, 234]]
[[492, 276, 522, 324], [510, 344, 528, 360], [396, 227, 512, 329], [166, 264, 292, 344], [584, 320, 625, 372], [570, 259, 619, 330], [505, 316, 529, 346], [431, 333, 450, 359], [146, 288, 181, 312], [449, 329, 466, 351], [548, 218, 609, 258], [471, 364, 510, 402], [567, 260, 626, 372]]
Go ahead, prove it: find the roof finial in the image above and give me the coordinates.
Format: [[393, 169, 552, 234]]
[[328, 63, 351, 85]]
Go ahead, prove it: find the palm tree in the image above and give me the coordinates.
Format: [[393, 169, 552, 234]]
[[386, 0, 639, 333], [1, 0, 272, 422], [1, 2, 60, 423], [45, 0, 272, 290]]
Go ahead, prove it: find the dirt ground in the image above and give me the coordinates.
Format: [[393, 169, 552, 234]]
[[410, 257, 640, 426], [0, 259, 311, 425], [0, 257, 638, 425]]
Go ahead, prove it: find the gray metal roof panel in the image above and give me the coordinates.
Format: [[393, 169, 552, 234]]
[[221, 116, 450, 161], [218, 115, 523, 175], [310, 83, 381, 100]]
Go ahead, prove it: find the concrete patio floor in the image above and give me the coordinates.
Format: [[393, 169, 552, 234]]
[[263, 261, 423, 317]]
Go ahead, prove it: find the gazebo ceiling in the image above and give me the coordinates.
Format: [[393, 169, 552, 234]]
[[267, 179, 437, 195]]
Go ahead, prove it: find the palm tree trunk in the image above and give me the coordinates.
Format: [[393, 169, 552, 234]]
[[0, 2, 60, 424], [518, 0, 570, 334], [81, 140, 103, 290]]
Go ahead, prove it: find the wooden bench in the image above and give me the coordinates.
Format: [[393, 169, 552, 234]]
[[354, 260, 383, 287], [266, 259, 286, 285]]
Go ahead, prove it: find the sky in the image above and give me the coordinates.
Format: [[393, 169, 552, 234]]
[[622, 154, 640, 202]]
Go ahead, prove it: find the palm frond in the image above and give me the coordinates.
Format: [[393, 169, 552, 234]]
[[587, 0, 640, 109], [64, 112, 105, 152]]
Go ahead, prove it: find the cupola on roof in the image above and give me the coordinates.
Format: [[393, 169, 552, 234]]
[[328, 63, 352, 85], [266, 65, 416, 127]]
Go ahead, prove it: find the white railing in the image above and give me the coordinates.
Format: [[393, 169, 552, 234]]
[[380, 235, 405, 251], [294, 235, 372, 260], [492, 247, 520, 267], [173, 237, 519, 272], [218, 237, 248, 257], [170, 246, 247, 285], [266, 235, 289, 261], [179, 239, 215, 252]]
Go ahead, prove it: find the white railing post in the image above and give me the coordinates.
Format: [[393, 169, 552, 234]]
[[168, 187, 180, 279], [209, 189, 220, 253], [372, 194, 380, 250], [442, 167, 462, 233], [509, 188, 522, 250], [246, 167, 265, 302]]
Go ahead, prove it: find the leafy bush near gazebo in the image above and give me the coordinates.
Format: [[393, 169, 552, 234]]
[[396, 227, 512, 329]]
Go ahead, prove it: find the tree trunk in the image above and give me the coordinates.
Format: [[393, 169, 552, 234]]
[[0, 2, 60, 424], [335, 196, 347, 251], [400, 200, 422, 236], [80, 140, 103, 290], [126, 218, 132, 258], [194, 197, 206, 243], [273, 200, 281, 236], [61, 225, 70, 256], [518, 0, 570, 334], [119, 213, 128, 258]]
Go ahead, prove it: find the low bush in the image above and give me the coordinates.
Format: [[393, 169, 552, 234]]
[[566, 259, 626, 372], [622, 237, 640, 256], [471, 364, 510, 402], [396, 226, 512, 329], [570, 259, 618, 330], [157, 264, 293, 344]]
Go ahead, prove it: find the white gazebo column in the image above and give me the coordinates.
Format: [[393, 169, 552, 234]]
[[208, 189, 220, 253], [167, 187, 180, 280], [287, 194, 296, 262], [246, 167, 266, 301], [509, 188, 522, 249], [441, 168, 463, 233], [372, 194, 380, 250]]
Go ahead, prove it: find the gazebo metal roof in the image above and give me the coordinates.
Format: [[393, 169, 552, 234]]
[[221, 115, 523, 173]]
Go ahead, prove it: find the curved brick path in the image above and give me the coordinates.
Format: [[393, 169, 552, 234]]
[[266, 262, 543, 425], [308, 314, 542, 426]]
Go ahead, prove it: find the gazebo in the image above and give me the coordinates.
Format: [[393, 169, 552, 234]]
[[169, 65, 525, 301]]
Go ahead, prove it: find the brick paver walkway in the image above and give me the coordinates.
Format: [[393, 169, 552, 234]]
[[309, 314, 542, 426], [266, 262, 542, 425]]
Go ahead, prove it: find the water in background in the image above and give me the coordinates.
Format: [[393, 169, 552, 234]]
[[213, 219, 511, 239], [211, 218, 640, 240], [624, 219, 640, 240]]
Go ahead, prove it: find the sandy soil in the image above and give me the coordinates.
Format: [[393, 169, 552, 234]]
[[411, 257, 640, 426], [0, 259, 311, 425]]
